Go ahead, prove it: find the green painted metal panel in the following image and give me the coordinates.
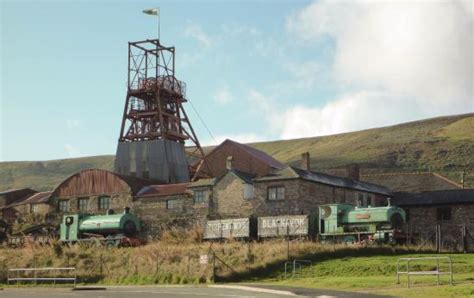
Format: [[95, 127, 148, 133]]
[[80, 213, 141, 232]]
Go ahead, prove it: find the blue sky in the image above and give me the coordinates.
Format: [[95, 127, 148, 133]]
[[1, 0, 473, 161]]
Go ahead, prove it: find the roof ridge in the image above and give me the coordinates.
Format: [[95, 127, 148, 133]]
[[432, 172, 463, 188]]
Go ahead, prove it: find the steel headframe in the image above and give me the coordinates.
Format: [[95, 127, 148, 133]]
[[118, 39, 211, 180]]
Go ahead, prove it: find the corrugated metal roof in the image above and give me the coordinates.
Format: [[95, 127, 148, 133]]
[[394, 189, 474, 206], [255, 166, 392, 196], [135, 183, 191, 198]]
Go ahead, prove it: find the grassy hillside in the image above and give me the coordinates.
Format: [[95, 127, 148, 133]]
[[1, 113, 473, 191]]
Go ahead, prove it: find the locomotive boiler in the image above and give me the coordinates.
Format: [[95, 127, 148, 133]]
[[60, 207, 141, 246]]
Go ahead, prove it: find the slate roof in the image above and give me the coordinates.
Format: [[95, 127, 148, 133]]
[[394, 189, 474, 206], [209, 139, 285, 169], [360, 172, 462, 193], [135, 183, 191, 198], [255, 166, 392, 196], [189, 178, 216, 188], [231, 169, 257, 184], [2, 191, 52, 209]]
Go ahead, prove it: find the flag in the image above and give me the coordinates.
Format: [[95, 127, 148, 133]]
[[143, 8, 159, 16]]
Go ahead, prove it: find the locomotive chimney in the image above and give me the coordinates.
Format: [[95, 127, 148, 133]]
[[301, 152, 310, 171], [226, 156, 234, 171], [123, 206, 130, 214]]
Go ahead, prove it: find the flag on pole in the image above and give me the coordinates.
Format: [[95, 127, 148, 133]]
[[143, 8, 159, 16]]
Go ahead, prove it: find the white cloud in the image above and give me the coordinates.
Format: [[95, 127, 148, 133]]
[[279, 91, 422, 139], [64, 144, 82, 158], [213, 85, 234, 105], [287, 0, 474, 110], [184, 22, 212, 48]]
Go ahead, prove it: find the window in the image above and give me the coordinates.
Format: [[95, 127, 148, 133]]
[[193, 190, 205, 204], [98, 196, 111, 210], [357, 193, 363, 207], [268, 186, 285, 201], [437, 207, 451, 221], [58, 200, 69, 213], [30, 204, 39, 213], [244, 184, 254, 200], [166, 199, 181, 210], [78, 197, 89, 212]]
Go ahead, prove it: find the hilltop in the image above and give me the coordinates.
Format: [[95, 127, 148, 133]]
[[1, 113, 473, 191]]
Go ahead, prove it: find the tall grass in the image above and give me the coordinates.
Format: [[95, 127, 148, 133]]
[[0, 234, 444, 286]]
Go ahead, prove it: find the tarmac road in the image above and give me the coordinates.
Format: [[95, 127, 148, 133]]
[[0, 285, 388, 298]]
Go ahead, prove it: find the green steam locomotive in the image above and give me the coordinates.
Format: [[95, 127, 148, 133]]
[[319, 203, 406, 243], [60, 207, 142, 246]]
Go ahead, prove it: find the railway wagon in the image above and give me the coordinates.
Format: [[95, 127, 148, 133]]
[[257, 214, 318, 239], [319, 203, 406, 243], [60, 207, 142, 246], [203, 217, 257, 240]]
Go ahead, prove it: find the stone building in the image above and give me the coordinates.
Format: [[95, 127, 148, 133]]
[[50, 169, 150, 216], [0, 188, 37, 219], [203, 139, 284, 178], [394, 189, 474, 250]]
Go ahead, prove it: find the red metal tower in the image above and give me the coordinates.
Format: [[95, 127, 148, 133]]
[[115, 39, 209, 183]]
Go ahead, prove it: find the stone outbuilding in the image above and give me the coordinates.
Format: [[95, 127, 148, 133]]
[[394, 189, 474, 249]]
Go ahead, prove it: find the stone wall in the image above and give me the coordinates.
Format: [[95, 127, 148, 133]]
[[252, 179, 389, 216], [403, 204, 474, 242], [53, 193, 134, 215], [211, 172, 256, 218], [132, 192, 212, 240]]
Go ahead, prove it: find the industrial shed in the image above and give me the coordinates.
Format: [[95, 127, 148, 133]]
[[51, 169, 151, 215]]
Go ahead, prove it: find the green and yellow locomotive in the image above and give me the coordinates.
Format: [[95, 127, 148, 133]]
[[319, 202, 406, 243]]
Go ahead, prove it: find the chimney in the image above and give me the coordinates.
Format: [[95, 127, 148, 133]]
[[347, 164, 360, 181], [301, 152, 310, 171], [226, 156, 234, 171]]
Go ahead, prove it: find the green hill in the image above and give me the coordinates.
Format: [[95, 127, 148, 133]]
[[1, 113, 473, 191]]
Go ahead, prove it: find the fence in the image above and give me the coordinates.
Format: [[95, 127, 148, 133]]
[[7, 267, 76, 287], [284, 259, 312, 279], [407, 224, 473, 253], [397, 257, 452, 288]]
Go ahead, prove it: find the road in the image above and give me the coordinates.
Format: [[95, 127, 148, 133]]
[[0, 285, 388, 297]]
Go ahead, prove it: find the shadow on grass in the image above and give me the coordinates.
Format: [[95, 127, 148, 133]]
[[215, 246, 435, 283]]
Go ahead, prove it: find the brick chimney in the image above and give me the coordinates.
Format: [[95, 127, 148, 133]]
[[226, 156, 234, 171], [301, 152, 310, 171], [347, 164, 360, 181]]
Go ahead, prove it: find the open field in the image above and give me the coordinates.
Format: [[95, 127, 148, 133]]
[[1, 235, 473, 297], [1, 113, 473, 191]]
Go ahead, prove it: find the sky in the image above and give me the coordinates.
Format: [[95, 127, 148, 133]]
[[1, 0, 473, 161]]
